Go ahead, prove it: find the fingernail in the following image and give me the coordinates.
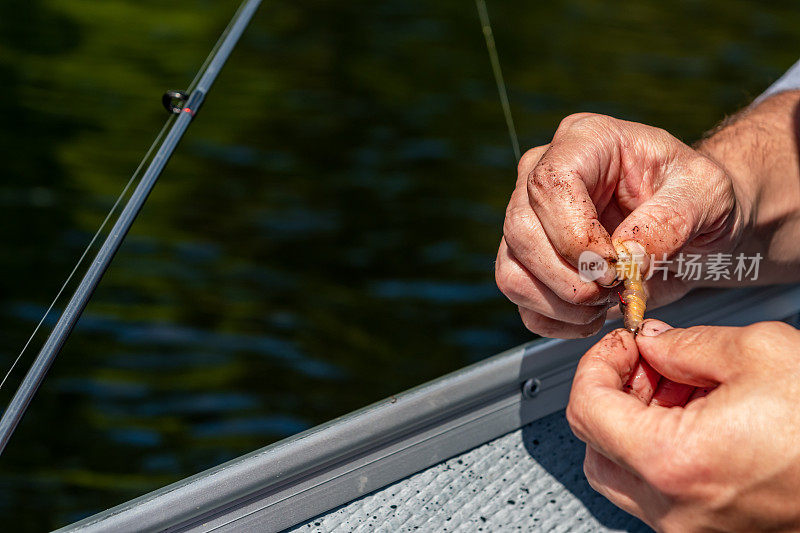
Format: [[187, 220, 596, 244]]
[[638, 319, 672, 337], [578, 250, 618, 286], [616, 240, 649, 279], [596, 260, 618, 287]]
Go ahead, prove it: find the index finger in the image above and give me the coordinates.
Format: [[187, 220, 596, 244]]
[[526, 115, 620, 280], [567, 329, 668, 473]]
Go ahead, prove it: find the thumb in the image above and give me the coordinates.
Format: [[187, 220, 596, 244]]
[[611, 163, 736, 268], [611, 184, 700, 263], [635, 321, 741, 387]]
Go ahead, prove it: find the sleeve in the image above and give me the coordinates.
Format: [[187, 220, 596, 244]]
[[754, 58, 800, 104]]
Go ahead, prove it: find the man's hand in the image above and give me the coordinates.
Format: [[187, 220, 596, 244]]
[[567, 320, 800, 532], [497, 90, 800, 339], [495, 113, 743, 338]]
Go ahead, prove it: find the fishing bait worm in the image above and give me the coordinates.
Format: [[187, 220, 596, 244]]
[[616, 243, 647, 334]]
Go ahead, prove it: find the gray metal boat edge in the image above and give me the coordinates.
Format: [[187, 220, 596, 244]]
[[56, 284, 800, 532]]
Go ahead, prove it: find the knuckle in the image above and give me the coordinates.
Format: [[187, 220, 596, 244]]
[[771, 320, 800, 338], [584, 473, 602, 494], [494, 258, 512, 294], [565, 400, 583, 433], [502, 212, 536, 255], [519, 308, 548, 335], [739, 322, 773, 346], [645, 448, 697, 497], [565, 323, 604, 339], [577, 314, 606, 337], [691, 156, 736, 211], [503, 196, 535, 237], [526, 166, 547, 195], [740, 321, 798, 353], [527, 161, 577, 196], [517, 145, 548, 174], [557, 112, 599, 132], [519, 308, 564, 338], [495, 262, 528, 306], [648, 125, 672, 141], [751, 320, 794, 336], [555, 113, 617, 141], [691, 155, 726, 184], [566, 390, 595, 440], [571, 305, 605, 325], [502, 207, 522, 242], [582, 452, 599, 484], [518, 307, 540, 329], [724, 324, 771, 370]]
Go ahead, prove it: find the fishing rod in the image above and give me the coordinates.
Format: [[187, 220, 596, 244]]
[[0, 0, 263, 456], [475, 0, 520, 162]]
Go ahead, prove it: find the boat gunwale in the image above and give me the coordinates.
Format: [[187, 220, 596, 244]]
[[58, 284, 800, 532]]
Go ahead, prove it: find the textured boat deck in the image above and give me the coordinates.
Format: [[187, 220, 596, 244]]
[[289, 410, 650, 532]]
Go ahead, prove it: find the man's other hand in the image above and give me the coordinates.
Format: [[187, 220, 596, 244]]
[[567, 320, 800, 532]]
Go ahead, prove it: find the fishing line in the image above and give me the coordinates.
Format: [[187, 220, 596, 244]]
[[475, 0, 521, 161], [186, 0, 248, 94], [1, 0, 248, 391], [0, 116, 175, 393], [0, 0, 263, 455]]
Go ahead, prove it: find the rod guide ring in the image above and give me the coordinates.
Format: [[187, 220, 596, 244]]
[[162, 90, 188, 115]]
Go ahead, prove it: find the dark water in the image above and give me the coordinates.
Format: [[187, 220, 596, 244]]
[[0, 0, 796, 529]]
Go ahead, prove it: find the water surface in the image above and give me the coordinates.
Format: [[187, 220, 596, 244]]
[[0, 0, 796, 528]]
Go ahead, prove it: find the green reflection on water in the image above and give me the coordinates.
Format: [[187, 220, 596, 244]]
[[0, 0, 797, 529]]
